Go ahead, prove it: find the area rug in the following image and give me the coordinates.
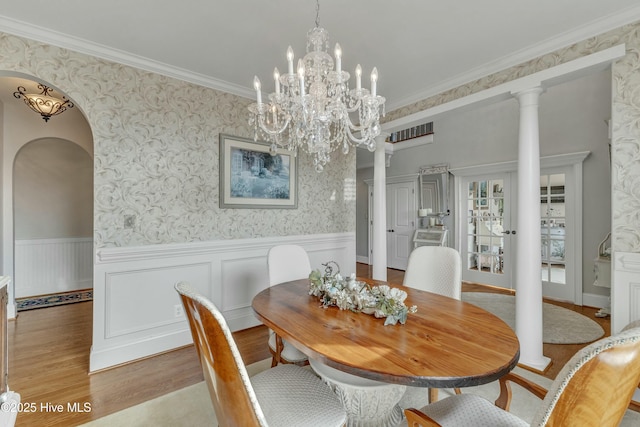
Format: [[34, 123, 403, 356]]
[[16, 289, 92, 311], [79, 358, 640, 426], [461, 292, 604, 344], [78, 359, 270, 426]]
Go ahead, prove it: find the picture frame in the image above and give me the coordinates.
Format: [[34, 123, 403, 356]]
[[219, 134, 297, 209]]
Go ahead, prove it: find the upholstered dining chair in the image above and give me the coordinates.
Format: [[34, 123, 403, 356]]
[[400, 246, 462, 405], [404, 323, 640, 427], [402, 246, 462, 299], [266, 244, 311, 367], [175, 281, 346, 427]]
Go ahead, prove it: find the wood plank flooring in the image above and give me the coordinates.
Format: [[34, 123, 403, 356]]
[[8, 264, 611, 426]]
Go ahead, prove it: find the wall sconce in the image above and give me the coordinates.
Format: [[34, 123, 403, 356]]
[[13, 84, 74, 122]]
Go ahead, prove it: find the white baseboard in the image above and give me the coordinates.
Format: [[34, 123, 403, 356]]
[[582, 292, 610, 310], [90, 232, 355, 372], [356, 255, 370, 264]]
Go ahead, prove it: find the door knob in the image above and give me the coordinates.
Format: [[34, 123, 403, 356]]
[[504, 230, 510, 235], [387, 229, 395, 232], [511, 230, 516, 235]]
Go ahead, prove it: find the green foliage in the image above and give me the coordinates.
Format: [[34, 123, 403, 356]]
[[308, 262, 417, 326]]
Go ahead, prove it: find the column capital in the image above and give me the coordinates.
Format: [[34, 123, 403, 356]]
[[375, 132, 391, 145], [511, 86, 545, 104]]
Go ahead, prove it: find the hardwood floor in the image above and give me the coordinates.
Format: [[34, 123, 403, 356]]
[[8, 264, 610, 426]]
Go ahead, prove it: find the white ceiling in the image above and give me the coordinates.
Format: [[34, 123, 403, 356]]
[[1, 1, 640, 112]]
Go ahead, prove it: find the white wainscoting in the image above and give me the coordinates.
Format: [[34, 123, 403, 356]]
[[14, 238, 93, 298], [90, 232, 355, 372], [612, 251, 640, 334]]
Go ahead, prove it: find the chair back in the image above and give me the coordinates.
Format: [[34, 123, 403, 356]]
[[175, 282, 267, 427], [530, 325, 640, 427], [403, 246, 462, 299], [267, 244, 311, 286]]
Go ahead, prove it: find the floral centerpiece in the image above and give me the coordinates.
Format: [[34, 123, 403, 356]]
[[308, 261, 417, 326]]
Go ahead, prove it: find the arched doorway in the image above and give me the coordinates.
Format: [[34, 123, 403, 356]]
[[0, 75, 94, 316], [13, 137, 93, 308]]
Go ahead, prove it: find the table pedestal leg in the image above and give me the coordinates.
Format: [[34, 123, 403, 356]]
[[310, 359, 406, 427]]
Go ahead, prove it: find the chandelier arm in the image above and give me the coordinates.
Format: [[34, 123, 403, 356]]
[[257, 114, 291, 136], [345, 126, 374, 146], [248, 2, 384, 172]]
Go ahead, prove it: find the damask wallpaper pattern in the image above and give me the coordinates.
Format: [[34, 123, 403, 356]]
[[2, 19, 639, 253], [0, 33, 355, 249], [383, 21, 640, 253]]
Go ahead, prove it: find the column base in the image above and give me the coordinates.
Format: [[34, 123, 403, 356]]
[[518, 355, 551, 373]]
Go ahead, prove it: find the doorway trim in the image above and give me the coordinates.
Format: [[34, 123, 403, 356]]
[[451, 151, 589, 304], [365, 174, 419, 266]]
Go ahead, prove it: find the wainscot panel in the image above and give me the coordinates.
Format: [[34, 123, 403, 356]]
[[612, 251, 640, 334], [15, 238, 93, 298], [90, 232, 355, 371]]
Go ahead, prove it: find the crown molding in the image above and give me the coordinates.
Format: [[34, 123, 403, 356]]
[[386, 6, 640, 112], [0, 15, 255, 100], [2, 7, 640, 109]]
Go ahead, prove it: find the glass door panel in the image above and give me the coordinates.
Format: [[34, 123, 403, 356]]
[[540, 173, 567, 287], [462, 175, 512, 289]]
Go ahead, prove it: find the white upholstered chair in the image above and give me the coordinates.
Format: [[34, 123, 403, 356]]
[[175, 281, 346, 427], [404, 323, 640, 427], [400, 246, 462, 405], [266, 244, 311, 366], [402, 246, 462, 299]]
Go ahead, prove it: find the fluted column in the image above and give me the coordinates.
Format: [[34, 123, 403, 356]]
[[512, 87, 550, 371], [372, 134, 389, 281]]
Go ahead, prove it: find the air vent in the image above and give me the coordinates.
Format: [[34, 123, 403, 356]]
[[388, 122, 433, 143]]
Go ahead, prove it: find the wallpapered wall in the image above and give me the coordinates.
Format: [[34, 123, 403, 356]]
[[0, 32, 355, 249], [383, 21, 640, 254]]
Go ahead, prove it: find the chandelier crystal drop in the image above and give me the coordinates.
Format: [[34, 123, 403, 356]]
[[248, 4, 385, 172]]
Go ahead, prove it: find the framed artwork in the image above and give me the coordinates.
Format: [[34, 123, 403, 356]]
[[219, 134, 297, 209]]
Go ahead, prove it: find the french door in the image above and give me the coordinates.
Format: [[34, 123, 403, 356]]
[[540, 168, 575, 302], [457, 162, 580, 303], [460, 173, 515, 289]]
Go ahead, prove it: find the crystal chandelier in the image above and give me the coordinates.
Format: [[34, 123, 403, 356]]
[[248, 1, 385, 172], [13, 84, 74, 122]]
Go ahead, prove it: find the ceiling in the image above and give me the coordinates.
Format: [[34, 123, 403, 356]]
[[1, 1, 640, 113]]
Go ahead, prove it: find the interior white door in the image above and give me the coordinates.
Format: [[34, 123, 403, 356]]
[[461, 173, 515, 289], [540, 169, 575, 302], [386, 181, 416, 270], [458, 166, 578, 302]]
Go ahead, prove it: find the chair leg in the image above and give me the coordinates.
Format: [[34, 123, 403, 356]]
[[454, 387, 461, 394], [271, 334, 284, 367], [428, 388, 438, 403]]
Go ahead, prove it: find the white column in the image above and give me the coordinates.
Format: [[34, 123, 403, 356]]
[[372, 134, 389, 281], [512, 87, 550, 371]]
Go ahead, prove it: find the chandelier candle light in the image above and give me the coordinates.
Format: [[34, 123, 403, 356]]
[[248, 2, 385, 172]]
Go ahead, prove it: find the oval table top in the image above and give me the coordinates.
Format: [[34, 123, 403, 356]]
[[252, 279, 520, 388]]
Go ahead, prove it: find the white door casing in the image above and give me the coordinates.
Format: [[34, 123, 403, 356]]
[[366, 175, 419, 270], [451, 152, 587, 304]]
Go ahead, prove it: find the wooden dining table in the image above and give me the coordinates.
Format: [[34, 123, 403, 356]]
[[252, 278, 520, 426]]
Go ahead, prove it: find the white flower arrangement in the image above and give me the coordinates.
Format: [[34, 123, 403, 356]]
[[308, 261, 417, 326]]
